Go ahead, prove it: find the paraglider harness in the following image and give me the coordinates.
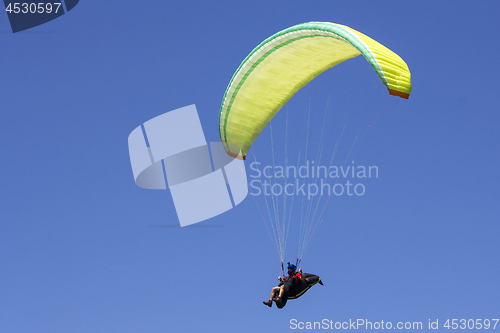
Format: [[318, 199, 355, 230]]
[[272, 259, 323, 309]]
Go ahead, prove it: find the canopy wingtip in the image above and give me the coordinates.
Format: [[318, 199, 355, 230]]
[[226, 151, 246, 160], [388, 89, 410, 99]]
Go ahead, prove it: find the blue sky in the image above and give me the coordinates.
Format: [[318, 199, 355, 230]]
[[1, 1, 499, 332]]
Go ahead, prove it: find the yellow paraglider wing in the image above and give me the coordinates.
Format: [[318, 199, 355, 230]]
[[219, 22, 412, 159]]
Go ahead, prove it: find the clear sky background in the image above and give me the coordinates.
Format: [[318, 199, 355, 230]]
[[1, 1, 499, 332]]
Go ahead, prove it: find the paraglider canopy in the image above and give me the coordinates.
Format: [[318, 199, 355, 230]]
[[219, 21, 412, 160]]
